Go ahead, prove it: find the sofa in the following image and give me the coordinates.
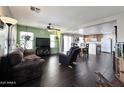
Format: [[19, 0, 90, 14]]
[[0, 47, 45, 85]]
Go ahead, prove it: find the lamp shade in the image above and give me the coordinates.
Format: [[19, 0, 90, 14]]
[[0, 16, 17, 25]]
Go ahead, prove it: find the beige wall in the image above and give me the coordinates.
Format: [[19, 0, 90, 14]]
[[0, 6, 12, 16], [117, 13, 124, 42]]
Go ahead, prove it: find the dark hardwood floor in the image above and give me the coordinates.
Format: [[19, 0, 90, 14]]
[[19, 53, 114, 87]]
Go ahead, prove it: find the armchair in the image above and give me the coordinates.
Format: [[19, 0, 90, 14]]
[[67, 46, 79, 56], [59, 48, 80, 68]]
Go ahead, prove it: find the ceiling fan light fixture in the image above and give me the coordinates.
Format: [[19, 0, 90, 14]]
[[47, 23, 60, 31], [30, 6, 41, 13]]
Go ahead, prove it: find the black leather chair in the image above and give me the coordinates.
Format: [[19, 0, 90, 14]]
[[59, 48, 81, 68], [67, 46, 79, 56]]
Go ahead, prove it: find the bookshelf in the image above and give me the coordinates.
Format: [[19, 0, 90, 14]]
[[114, 43, 124, 83]]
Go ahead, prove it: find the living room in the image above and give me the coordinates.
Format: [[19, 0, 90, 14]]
[[1, 5, 124, 88]]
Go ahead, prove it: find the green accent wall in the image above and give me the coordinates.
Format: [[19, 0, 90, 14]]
[[17, 24, 59, 54]]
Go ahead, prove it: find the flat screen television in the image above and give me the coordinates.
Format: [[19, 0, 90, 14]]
[[36, 38, 50, 47]]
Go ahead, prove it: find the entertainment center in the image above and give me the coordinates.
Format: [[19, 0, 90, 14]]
[[36, 38, 50, 57]]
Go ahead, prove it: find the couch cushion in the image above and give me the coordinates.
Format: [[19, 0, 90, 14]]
[[23, 54, 45, 64], [24, 49, 35, 56], [15, 47, 24, 53], [9, 50, 23, 66], [24, 54, 41, 62], [35, 58, 45, 63]]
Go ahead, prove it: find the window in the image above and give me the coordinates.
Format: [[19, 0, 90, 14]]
[[50, 35, 56, 48], [20, 32, 34, 49], [63, 35, 72, 52], [78, 37, 84, 46]]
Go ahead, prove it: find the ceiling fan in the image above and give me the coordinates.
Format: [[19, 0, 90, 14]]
[[46, 23, 60, 31]]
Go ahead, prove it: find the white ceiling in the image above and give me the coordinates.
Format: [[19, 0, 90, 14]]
[[9, 6, 124, 32]]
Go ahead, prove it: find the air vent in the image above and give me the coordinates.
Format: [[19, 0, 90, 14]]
[[30, 6, 41, 13]]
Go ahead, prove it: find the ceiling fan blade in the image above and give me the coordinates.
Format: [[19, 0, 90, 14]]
[[47, 25, 50, 29], [53, 28, 60, 31], [48, 28, 60, 31], [46, 23, 60, 31]]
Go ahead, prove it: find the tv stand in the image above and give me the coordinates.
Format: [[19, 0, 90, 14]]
[[36, 46, 50, 57]]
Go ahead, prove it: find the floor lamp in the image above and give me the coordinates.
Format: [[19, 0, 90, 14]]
[[0, 16, 17, 55]]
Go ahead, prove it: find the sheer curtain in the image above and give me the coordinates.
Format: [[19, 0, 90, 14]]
[[63, 35, 72, 53], [60, 34, 84, 53]]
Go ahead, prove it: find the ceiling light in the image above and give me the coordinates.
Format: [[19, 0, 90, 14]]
[[0, 16, 17, 25], [30, 6, 41, 13], [78, 28, 84, 34]]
